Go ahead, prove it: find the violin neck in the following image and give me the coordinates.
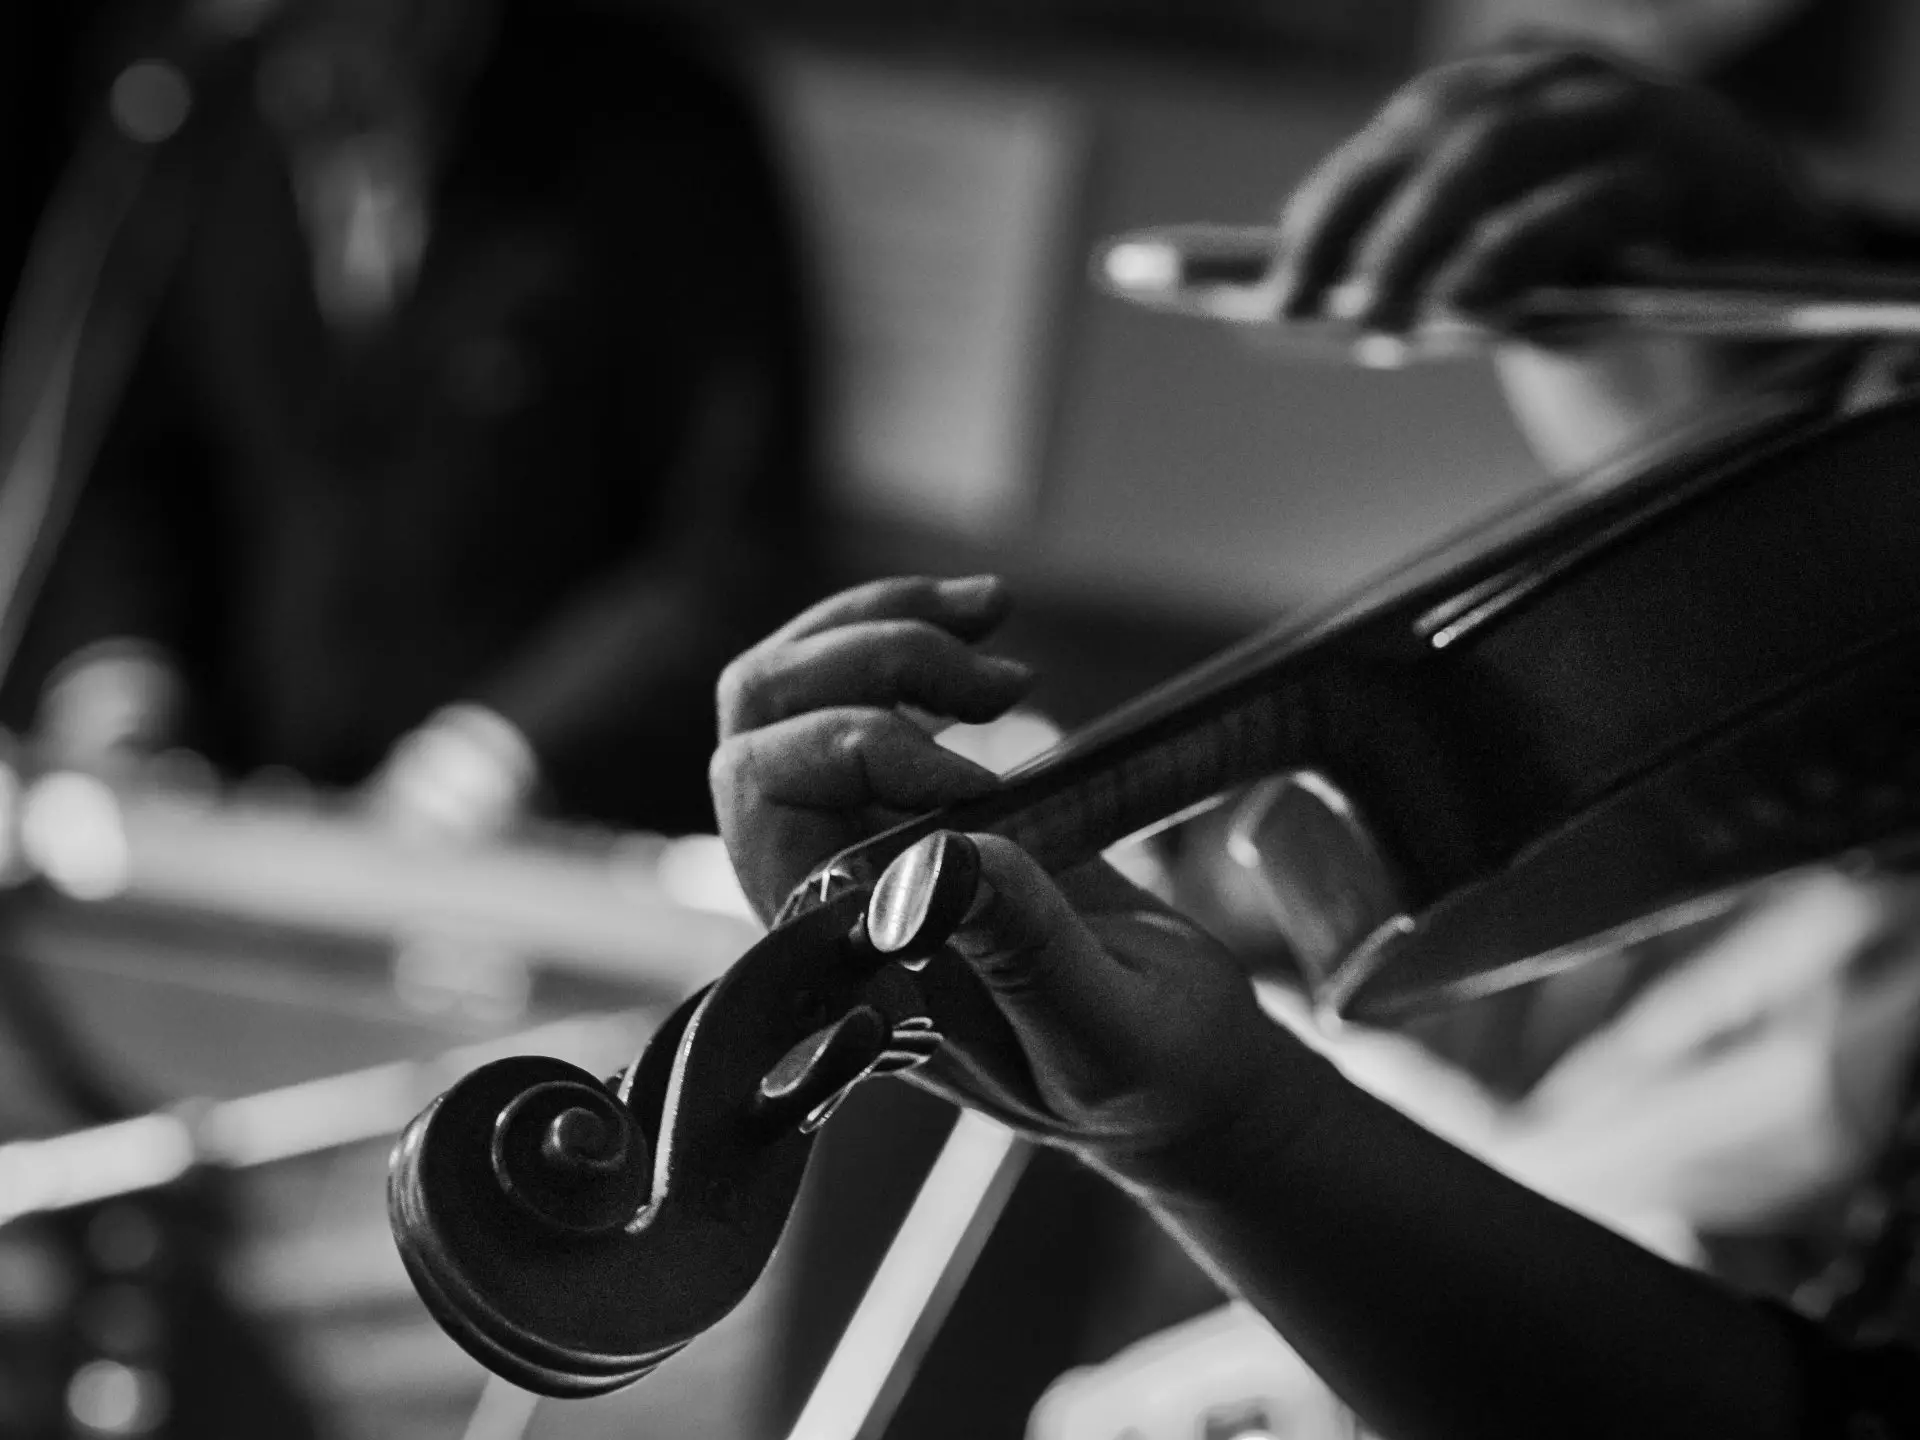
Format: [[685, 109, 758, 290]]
[[826, 632, 1329, 890], [963, 686, 1302, 871]]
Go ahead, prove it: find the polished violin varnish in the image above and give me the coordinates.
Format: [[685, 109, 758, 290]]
[[391, 377, 1920, 1398]]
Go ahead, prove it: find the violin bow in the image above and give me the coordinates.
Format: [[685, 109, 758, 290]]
[[1096, 224, 1920, 364]]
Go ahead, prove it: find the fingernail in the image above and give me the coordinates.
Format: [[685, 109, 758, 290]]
[[1352, 332, 1413, 370], [949, 875, 999, 960], [980, 655, 1035, 686], [938, 574, 1002, 604], [1326, 278, 1373, 321]]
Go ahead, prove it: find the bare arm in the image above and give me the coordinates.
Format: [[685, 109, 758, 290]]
[[1107, 1035, 1801, 1440], [705, 578, 1898, 1440]]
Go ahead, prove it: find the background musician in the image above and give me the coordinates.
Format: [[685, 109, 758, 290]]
[[0, 2, 820, 1434], [2, 0, 821, 841]]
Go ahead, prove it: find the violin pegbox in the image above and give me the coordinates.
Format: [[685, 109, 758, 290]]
[[752, 836, 980, 1133], [386, 870, 972, 1398]]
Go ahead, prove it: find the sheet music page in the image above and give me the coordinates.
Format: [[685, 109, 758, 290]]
[[771, 54, 1087, 537]]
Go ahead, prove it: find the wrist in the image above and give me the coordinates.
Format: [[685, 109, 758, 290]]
[[1092, 1025, 1348, 1204]]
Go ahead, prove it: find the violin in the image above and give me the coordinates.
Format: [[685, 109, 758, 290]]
[[387, 269, 1920, 1400]]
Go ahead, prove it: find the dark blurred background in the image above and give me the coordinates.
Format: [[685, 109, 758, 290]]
[[0, 1, 1915, 1438]]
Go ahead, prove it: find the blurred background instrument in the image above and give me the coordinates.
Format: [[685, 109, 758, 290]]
[[0, 750, 760, 1439]]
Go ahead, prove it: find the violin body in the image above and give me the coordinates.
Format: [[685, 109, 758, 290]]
[[391, 382, 1920, 1396], [1314, 383, 1920, 1017]]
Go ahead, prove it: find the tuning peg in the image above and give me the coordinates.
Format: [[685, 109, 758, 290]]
[[863, 831, 981, 971], [754, 1006, 889, 1133]]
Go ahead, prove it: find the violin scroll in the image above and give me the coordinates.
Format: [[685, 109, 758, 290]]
[[387, 838, 984, 1397], [489, 1074, 650, 1234], [388, 1053, 672, 1395]]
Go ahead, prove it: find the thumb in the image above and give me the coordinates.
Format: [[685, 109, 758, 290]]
[[947, 832, 1139, 1073]]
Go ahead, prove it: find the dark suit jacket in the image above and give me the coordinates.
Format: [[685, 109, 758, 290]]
[[10, 0, 821, 834]]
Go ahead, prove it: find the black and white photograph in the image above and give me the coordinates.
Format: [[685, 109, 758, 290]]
[[2, 1, 1919, 1436]]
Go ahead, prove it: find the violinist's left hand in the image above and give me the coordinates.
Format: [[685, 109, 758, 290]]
[[906, 832, 1328, 1170], [709, 575, 1034, 924], [708, 577, 1335, 1164]]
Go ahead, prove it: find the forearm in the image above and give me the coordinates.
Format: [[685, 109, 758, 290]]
[[477, 347, 813, 821], [1104, 1040, 1802, 1440], [373, 570, 768, 836], [478, 572, 719, 744], [473, 556, 794, 825]]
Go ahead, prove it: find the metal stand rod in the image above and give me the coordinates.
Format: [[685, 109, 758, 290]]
[[786, 1110, 1031, 1440]]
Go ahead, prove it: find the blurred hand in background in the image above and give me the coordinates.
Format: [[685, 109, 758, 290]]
[[1267, 37, 1848, 472]]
